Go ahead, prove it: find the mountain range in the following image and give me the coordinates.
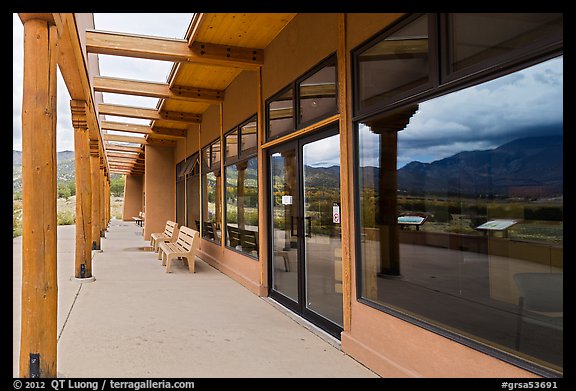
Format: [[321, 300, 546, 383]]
[[13, 150, 76, 192]]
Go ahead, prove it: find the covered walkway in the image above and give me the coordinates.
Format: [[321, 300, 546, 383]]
[[12, 220, 377, 378]]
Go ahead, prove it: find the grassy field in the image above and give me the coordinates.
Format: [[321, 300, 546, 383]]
[[13, 196, 124, 238]]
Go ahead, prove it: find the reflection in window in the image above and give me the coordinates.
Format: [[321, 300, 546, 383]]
[[267, 88, 294, 139], [176, 159, 187, 226], [202, 171, 221, 243], [449, 13, 563, 73], [185, 154, 200, 231], [299, 63, 337, 125], [356, 56, 563, 372], [241, 120, 258, 153], [225, 157, 259, 257], [357, 14, 430, 111], [225, 130, 238, 160]]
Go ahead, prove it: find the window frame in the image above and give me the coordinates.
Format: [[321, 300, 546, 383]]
[[351, 12, 563, 377], [265, 53, 339, 142], [223, 114, 259, 259], [201, 137, 223, 243]]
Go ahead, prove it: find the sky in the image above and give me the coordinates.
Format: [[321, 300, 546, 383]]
[[13, 13, 193, 152]]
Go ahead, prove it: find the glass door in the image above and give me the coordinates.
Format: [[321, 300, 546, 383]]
[[269, 142, 300, 309], [268, 127, 343, 337], [302, 132, 343, 329]]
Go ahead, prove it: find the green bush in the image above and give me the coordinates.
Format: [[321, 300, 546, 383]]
[[57, 211, 75, 225]]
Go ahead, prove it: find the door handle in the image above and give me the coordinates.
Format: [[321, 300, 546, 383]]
[[290, 216, 298, 237], [305, 216, 312, 238]]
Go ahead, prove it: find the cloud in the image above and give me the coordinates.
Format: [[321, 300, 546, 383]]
[[396, 55, 563, 166]]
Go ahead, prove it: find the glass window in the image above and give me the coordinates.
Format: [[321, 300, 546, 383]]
[[267, 87, 294, 139], [241, 119, 258, 153], [356, 56, 563, 372], [225, 157, 259, 257], [186, 171, 200, 231], [225, 129, 238, 161], [298, 62, 337, 125], [211, 140, 221, 167], [357, 14, 431, 112], [176, 179, 185, 227], [202, 170, 221, 243], [202, 146, 211, 170], [448, 13, 563, 73], [176, 159, 186, 226]]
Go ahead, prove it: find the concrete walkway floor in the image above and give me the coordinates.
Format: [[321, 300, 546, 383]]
[[13, 220, 377, 378]]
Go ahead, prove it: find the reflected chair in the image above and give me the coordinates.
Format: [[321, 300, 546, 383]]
[[513, 272, 563, 351]]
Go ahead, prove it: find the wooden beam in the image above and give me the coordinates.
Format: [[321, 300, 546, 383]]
[[104, 144, 143, 154], [99, 103, 201, 124], [145, 136, 177, 147], [86, 30, 263, 69], [70, 100, 93, 279], [103, 134, 148, 144], [186, 13, 205, 46], [337, 13, 352, 333], [107, 152, 143, 160], [90, 145, 102, 250], [93, 76, 224, 103], [101, 121, 186, 138], [20, 18, 58, 378]]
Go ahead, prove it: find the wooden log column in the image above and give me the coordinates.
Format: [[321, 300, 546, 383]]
[[71, 100, 93, 279], [89, 141, 101, 250], [19, 15, 59, 378], [100, 167, 106, 237]]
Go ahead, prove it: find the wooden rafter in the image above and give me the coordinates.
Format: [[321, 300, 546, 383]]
[[86, 30, 263, 69], [103, 134, 147, 144], [98, 103, 201, 124], [93, 76, 224, 103], [104, 144, 143, 154], [101, 120, 186, 138]]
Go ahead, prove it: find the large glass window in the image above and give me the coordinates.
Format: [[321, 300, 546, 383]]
[[202, 138, 222, 243], [267, 87, 294, 140], [298, 60, 337, 125], [225, 157, 259, 257], [447, 13, 563, 75], [356, 14, 433, 113], [356, 56, 563, 373], [266, 54, 338, 142], [175, 159, 188, 227], [224, 115, 259, 257], [202, 171, 221, 243], [184, 153, 200, 231]]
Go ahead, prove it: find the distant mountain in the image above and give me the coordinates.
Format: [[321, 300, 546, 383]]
[[13, 150, 76, 192], [395, 135, 563, 197]]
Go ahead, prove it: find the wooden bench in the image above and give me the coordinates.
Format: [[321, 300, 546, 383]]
[[158, 226, 200, 273], [227, 225, 258, 255], [150, 220, 178, 252], [132, 211, 145, 227]]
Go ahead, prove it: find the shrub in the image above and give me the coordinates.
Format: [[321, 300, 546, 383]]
[[57, 210, 75, 225]]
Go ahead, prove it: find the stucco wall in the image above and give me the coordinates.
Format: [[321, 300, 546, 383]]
[[143, 145, 175, 241], [122, 174, 143, 221]]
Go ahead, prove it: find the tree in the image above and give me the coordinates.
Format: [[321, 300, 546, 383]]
[[110, 176, 125, 197], [57, 183, 71, 200]]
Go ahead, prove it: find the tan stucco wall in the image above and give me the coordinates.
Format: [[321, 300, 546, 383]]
[[122, 174, 143, 221], [143, 145, 175, 241], [174, 124, 201, 164]]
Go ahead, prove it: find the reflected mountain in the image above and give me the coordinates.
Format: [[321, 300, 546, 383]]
[[364, 135, 563, 198]]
